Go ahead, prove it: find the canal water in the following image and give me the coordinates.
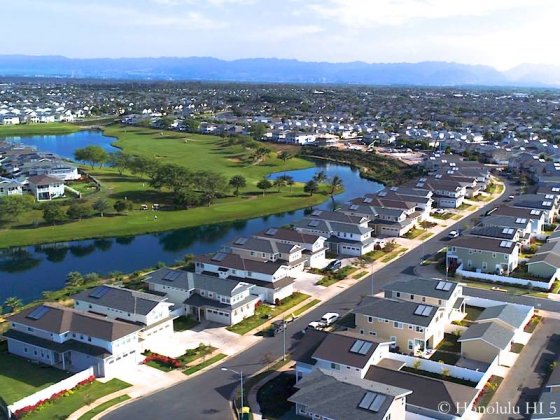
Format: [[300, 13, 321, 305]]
[[0, 132, 383, 303]]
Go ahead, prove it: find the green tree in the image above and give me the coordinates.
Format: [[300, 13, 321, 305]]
[[273, 178, 286, 192], [0, 194, 35, 222], [66, 202, 93, 220], [256, 178, 273, 196], [74, 145, 109, 169], [3, 296, 23, 312], [277, 151, 292, 174], [251, 146, 271, 163], [113, 200, 127, 213], [128, 155, 160, 178], [285, 175, 295, 192], [174, 189, 200, 208], [42, 202, 67, 225], [313, 170, 327, 184], [248, 123, 268, 140], [108, 151, 132, 175], [93, 199, 110, 217], [328, 175, 344, 209], [66, 271, 84, 287], [198, 171, 229, 205], [229, 175, 247, 196], [304, 179, 319, 196], [185, 118, 201, 132], [149, 164, 193, 194]]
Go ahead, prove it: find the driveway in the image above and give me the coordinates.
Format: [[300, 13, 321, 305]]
[[484, 318, 560, 420]]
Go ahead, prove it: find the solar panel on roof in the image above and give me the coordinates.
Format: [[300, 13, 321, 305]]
[[358, 392, 376, 410], [414, 305, 426, 315], [265, 228, 278, 236], [27, 305, 49, 320], [421, 306, 433, 316], [234, 237, 248, 245], [89, 286, 110, 299], [370, 394, 386, 412], [378, 191, 386, 197], [358, 392, 386, 413], [435, 281, 445, 290], [358, 341, 373, 355], [442, 282, 453, 291], [350, 340, 365, 353], [308, 220, 320, 227], [163, 270, 181, 281], [311, 210, 322, 216], [349, 205, 359, 210], [211, 253, 227, 262], [363, 197, 373, 203]]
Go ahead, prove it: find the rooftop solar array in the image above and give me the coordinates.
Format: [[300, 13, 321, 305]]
[[349, 339, 373, 355], [308, 220, 320, 227], [163, 270, 181, 281], [435, 281, 453, 291], [89, 286, 110, 299], [234, 237, 248, 245], [358, 392, 387, 413], [265, 228, 278, 236], [414, 304, 433, 317], [211, 252, 227, 262], [27, 305, 49, 320], [499, 240, 513, 248], [363, 197, 373, 203]]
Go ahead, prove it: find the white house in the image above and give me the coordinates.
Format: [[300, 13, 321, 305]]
[[26, 175, 65, 200]]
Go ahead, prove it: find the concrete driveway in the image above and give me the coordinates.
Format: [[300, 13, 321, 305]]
[[484, 318, 560, 419]]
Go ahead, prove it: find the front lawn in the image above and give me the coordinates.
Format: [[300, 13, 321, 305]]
[[404, 227, 427, 240], [23, 378, 131, 420], [257, 372, 297, 419], [183, 353, 227, 376], [0, 346, 72, 404], [226, 292, 310, 335], [315, 265, 358, 287], [292, 299, 321, 317], [380, 247, 407, 263], [173, 316, 199, 332], [78, 395, 131, 420]]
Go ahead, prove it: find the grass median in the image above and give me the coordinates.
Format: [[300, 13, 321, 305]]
[[183, 353, 227, 375], [78, 395, 131, 420]]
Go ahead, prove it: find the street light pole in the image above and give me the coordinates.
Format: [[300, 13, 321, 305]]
[[221, 368, 244, 417], [283, 319, 287, 361]]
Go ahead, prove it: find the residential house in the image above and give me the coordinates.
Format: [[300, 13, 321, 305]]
[[447, 236, 519, 274], [4, 304, 141, 377], [253, 227, 327, 269], [481, 214, 532, 240], [145, 268, 258, 326], [72, 285, 174, 351], [26, 174, 65, 200], [289, 369, 410, 420], [491, 205, 545, 236], [405, 177, 466, 208], [194, 252, 294, 304], [527, 241, 560, 282], [0, 176, 23, 196], [512, 194, 558, 224], [469, 226, 521, 242], [353, 296, 448, 354]]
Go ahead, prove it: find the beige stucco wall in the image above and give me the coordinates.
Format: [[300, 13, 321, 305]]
[[460, 339, 500, 364]]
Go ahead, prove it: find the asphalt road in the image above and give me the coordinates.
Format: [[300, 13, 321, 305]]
[[106, 178, 553, 420]]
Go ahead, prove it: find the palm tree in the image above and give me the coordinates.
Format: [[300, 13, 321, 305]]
[[256, 179, 273, 196], [313, 170, 327, 184], [328, 175, 344, 209], [285, 176, 295, 192], [3, 296, 22, 313], [273, 178, 286, 192], [304, 180, 319, 196], [277, 151, 292, 174]]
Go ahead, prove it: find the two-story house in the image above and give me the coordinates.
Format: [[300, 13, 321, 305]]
[[221, 236, 306, 273], [0, 176, 23, 196], [72, 285, 174, 350], [26, 174, 65, 200], [469, 226, 521, 242], [512, 194, 558, 224], [406, 177, 466, 208], [4, 304, 141, 377], [145, 268, 259, 325], [353, 296, 448, 354], [293, 210, 375, 256], [447, 236, 520, 274], [253, 227, 327, 269]]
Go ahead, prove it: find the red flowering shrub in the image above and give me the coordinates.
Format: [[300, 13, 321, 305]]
[[14, 375, 96, 418], [143, 353, 181, 369]]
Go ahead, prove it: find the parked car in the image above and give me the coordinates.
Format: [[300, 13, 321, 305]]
[[271, 320, 286, 336], [448, 230, 460, 239], [325, 259, 342, 271], [305, 321, 325, 332], [320, 312, 340, 326], [508, 195, 515, 200]]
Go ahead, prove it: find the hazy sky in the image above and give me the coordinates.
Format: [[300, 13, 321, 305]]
[[2, 0, 559, 70]]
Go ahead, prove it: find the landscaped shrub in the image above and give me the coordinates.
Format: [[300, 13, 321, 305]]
[[143, 352, 181, 369]]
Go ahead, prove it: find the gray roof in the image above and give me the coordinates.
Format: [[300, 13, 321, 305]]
[[482, 215, 531, 230], [354, 296, 439, 327], [145, 267, 190, 289], [535, 241, 560, 257], [469, 226, 519, 240], [312, 331, 383, 369], [9, 304, 141, 342], [73, 285, 166, 316], [532, 392, 560, 419], [225, 236, 300, 255], [476, 304, 532, 330], [527, 252, 560, 270], [184, 292, 256, 311], [289, 370, 408, 420], [310, 210, 369, 224], [513, 194, 556, 210], [546, 364, 560, 388], [254, 227, 326, 244], [383, 278, 458, 301], [450, 236, 518, 254], [196, 252, 286, 275], [364, 366, 478, 416], [493, 205, 543, 219], [457, 322, 514, 350], [546, 229, 560, 241], [294, 218, 372, 236]]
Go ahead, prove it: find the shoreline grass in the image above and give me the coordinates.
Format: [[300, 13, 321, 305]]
[[0, 123, 82, 138]]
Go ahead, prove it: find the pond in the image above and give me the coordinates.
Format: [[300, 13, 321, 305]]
[[0, 136, 383, 303], [4, 130, 117, 160]]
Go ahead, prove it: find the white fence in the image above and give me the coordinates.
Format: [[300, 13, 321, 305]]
[[456, 264, 554, 290], [385, 353, 486, 385], [8, 367, 94, 416]]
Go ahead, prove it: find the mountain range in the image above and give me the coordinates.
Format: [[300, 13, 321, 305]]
[[0, 55, 559, 87]]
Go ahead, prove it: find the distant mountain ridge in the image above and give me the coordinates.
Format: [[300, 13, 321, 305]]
[[0, 55, 558, 87]]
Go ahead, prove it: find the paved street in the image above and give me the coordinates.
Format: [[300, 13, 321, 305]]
[[105, 178, 546, 420]]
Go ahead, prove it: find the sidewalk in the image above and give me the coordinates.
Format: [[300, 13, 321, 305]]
[[246, 362, 294, 420]]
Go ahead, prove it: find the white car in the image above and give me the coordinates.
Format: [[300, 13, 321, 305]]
[[448, 230, 460, 239], [320, 312, 340, 326], [306, 321, 325, 331]]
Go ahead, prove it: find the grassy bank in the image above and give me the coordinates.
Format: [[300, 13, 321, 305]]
[[0, 123, 81, 138], [0, 125, 331, 248]]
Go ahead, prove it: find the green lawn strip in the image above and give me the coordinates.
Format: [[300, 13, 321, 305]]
[[226, 292, 310, 335], [432, 212, 453, 220], [403, 228, 426, 240], [293, 299, 321, 317], [524, 315, 543, 333], [0, 123, 81, 138], [24, 379, 131, 420], [77, 395, 131, 420], [417, 231, 434, 241], [315, 265, 358, 287], [352, 270, 368, 280], [257, 372, 297, 418], [475, 376, 503, 408], [0, 349, 72, 404], [459, 278, 549, 298], [451, 214, 463, 220], [177, 344, 216, 366], [144, 360, 175, 372], [380, 247, 407, 263], [183, 353, 227, 375], [173, 316, 199, 332]]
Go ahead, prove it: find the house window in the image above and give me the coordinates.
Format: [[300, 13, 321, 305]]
[[369, 331, 377, 336], [330, 362, 340, 370], [367, 316, 373, 323], [396, 292, 401, 298], [394, 321, 403, 329], [410, 295, 414, 300], [415, 326, 424, 332], [408, 340, 414, 350]]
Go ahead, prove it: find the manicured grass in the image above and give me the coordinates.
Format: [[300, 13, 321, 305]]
[[464, 305, 484, 322], [78, 395, 131, 420], [459, 278, 548, 299], [451, 214, 463, 220], [404, 227, 427, 240], [511, 343, 524, 353], [226, 292, 310, 335], [173, 316, 199, 332], [145, 360, 176, 372], [430, 350, 460, 365], [475, 376, 503, 408], [24, 379, 131, 420], [436, 333, 461, 353], [352, 270, 368, 280], [315, 265, 358, 286], [0, 125, 332, 248], [0, 348, 72, 404], [178, 344, 216, 365], [0, 123, 81, 138], [293, 299, 321, 317], [257, 372, 297, 419], [380, 247, 407, 263], [183, 353, 227, 375], [432, 212, 453, 220], [417, 231, 434, 241]]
